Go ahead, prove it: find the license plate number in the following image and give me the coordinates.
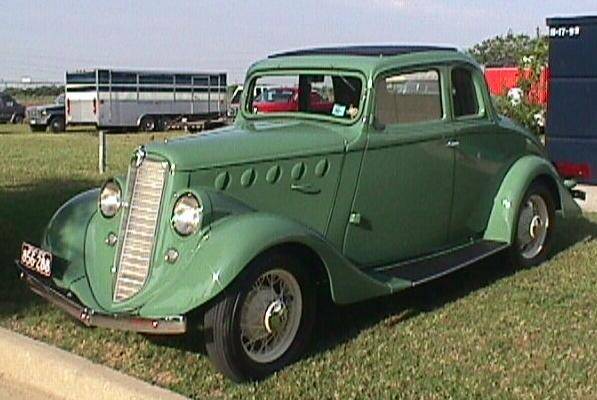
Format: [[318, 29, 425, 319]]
[[20, 242, 52, 277]]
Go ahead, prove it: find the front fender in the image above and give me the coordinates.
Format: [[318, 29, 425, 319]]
[[42, 188, 99, 289], [139, 212, 392, 317], [484, 155, 582, 244]]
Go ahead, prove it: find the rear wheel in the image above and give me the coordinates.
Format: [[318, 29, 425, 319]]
[[47, 116, 65, 133], [139, 116, 156, 132], [508, 182, 556, 268], [204, 252, 316, 382], [156, 117, 170, 132]]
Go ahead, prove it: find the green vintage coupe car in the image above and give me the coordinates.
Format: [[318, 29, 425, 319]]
[[17, 46, 582, 381]]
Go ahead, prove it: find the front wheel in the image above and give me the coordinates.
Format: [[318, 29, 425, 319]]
[[47, 116, 65, 133], [509, 182, 556, 268], [203, 252, 316, 382]]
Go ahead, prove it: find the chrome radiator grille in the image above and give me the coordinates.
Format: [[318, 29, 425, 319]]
[[113, 159, 168, 302]]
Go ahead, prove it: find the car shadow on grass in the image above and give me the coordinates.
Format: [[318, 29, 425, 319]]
[[308, 215, 597, 357], [152, 215, 597, 373], [0, 179, 97, 319]]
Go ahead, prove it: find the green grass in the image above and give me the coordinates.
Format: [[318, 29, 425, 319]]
[[0, 123, 595, 399]]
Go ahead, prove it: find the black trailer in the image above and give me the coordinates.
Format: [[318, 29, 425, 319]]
[[546, 15, 597, 184]]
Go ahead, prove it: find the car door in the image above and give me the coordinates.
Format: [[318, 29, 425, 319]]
[[343, 67, 455, 267], [447, 65, 525, 243]]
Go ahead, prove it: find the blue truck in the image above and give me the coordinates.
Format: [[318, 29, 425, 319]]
[[546, 15, 597, 184]]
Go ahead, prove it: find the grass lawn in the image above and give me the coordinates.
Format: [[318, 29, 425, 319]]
[[0, 123, 595, 399]]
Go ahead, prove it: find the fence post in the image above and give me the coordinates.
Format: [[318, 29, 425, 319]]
[[99, 130, 106, 174]]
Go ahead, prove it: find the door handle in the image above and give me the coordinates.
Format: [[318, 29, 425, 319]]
[[446, 139, 460, 148], [291, 183, 321, 195]]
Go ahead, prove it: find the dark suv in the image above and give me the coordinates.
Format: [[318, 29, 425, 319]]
[[27, 94, 66, 132], [0, 92, 25, 124]]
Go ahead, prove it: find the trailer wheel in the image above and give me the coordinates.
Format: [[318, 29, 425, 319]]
[[156, 117, 169, 132], [139, 116, 156, 132]]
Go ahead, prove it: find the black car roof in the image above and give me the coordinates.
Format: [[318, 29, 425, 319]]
[[269, 45, 458, 59]]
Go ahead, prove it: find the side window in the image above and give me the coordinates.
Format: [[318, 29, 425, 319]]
[[375, 69, 442, 126], [451, 68, 480, 118]]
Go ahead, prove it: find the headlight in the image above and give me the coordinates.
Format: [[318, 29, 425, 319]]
[[99, 180, 122, 218], [172, 193, 202, 236]]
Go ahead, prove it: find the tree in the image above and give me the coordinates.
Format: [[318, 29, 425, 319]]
[[469, 30, 549, 136], [467, 29, 544, 67]]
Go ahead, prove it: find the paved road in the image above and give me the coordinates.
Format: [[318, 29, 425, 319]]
[[0, 377, 62, 400], [577, 184, 597, 213]]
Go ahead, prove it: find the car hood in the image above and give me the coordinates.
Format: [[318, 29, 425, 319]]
[[145, 120, 348, 170], [28, 104, 63, 112]]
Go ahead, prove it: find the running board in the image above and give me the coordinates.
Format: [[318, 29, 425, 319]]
[[372, 240, 509, 287]]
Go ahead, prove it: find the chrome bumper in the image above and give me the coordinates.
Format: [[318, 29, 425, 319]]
[[15, 261, 187, 335]]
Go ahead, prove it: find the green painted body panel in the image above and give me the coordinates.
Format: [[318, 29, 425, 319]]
[[345, 121, 455, 265], [449, 120, 526, 242], [139, 212, 396, 316], [145, 121, 349, 171], [484, 155, 581, 243], [42, 189, 99, 289], [187, 148, 344, 235], [33, 49, 580, 320]]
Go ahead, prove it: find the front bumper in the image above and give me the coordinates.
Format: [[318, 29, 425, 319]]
[[15, 261, 187, 335]]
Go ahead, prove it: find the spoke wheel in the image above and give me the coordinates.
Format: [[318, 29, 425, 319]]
[[509, 182, 555, 267], [239, 269, 302, 363], [204, 252, 316, 382]]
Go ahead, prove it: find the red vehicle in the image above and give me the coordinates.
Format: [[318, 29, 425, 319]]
[[253, 87, 334, 114], [484, 67, 549, 105]]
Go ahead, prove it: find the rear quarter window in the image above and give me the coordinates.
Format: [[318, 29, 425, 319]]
[[375, 69, 443, 125], [451, 67, 481, 118]]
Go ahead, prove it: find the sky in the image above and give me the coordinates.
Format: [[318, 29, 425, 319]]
[[1, 0, 596, 84]]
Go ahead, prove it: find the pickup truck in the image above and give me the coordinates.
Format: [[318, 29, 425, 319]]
[[26, 94, 66, 132]]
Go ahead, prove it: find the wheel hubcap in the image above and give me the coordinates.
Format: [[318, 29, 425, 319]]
[[239, 269, 302, 364], [517, 194, 549, 260], [264, 299, 287, 334]]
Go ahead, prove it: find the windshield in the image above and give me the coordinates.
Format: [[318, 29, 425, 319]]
[[230, 88, 243, 104], [248, 73, 363, 121], [55, 94, 65, 105]]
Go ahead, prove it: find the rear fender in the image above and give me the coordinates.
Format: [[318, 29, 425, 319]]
[[484, 155, 582, 244], [139, 212, 392, 317]]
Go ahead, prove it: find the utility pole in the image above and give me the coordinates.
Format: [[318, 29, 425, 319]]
[[99, 130, 106, 174]]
